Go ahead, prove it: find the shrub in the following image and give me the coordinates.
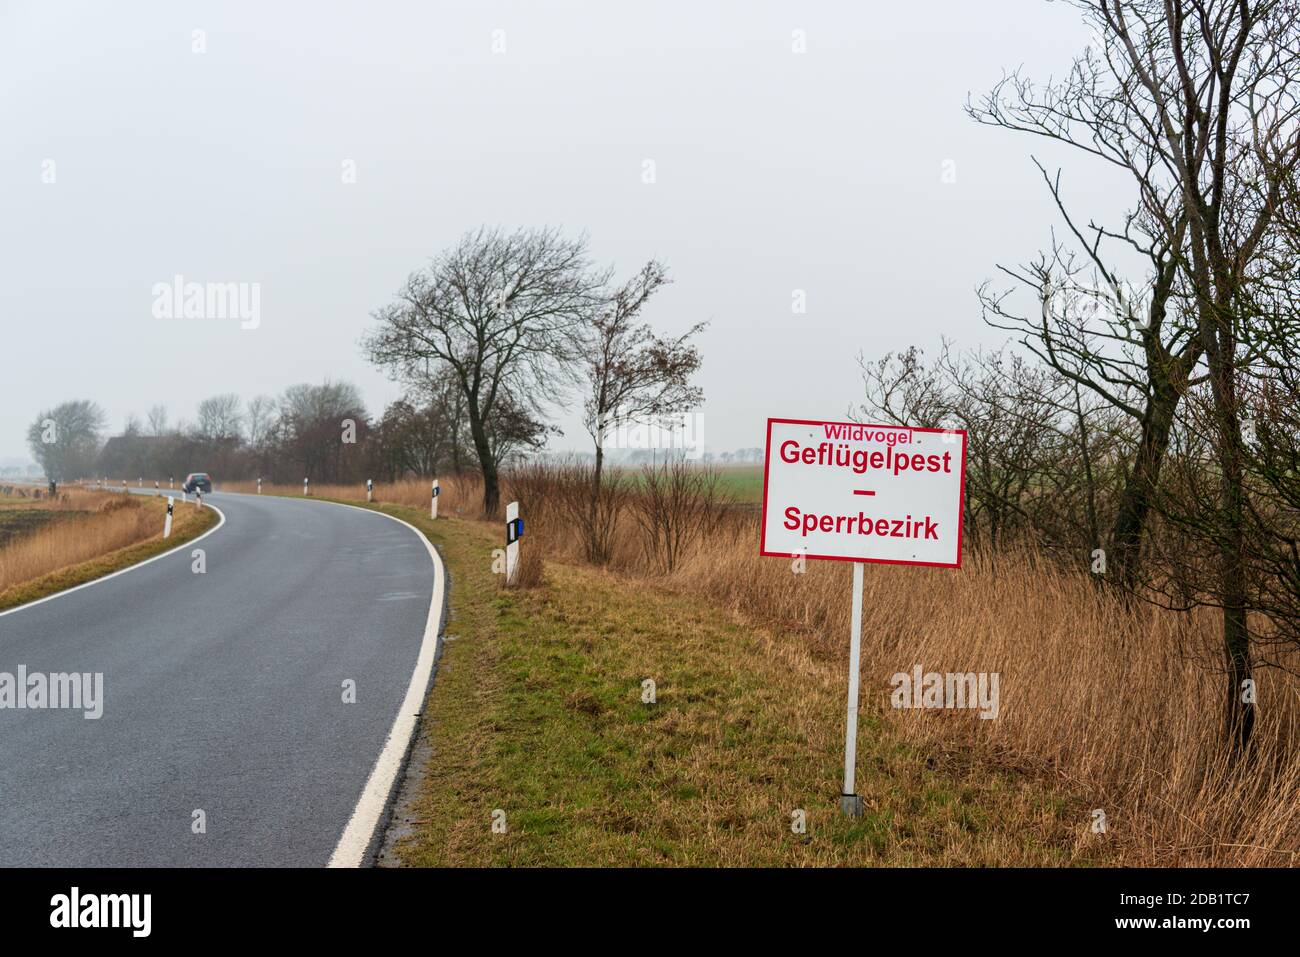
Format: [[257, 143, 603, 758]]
[[627, 459, 730, 573]]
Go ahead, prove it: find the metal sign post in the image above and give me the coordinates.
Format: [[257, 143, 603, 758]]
[[840, 562, 865, 817]]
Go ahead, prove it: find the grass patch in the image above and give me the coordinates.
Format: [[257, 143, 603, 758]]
[[355, 504, 1108, 867]]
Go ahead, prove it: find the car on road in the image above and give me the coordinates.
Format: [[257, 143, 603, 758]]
[[183, 472, 213, 494]]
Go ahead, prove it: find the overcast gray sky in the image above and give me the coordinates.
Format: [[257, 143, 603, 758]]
[[0, 0, 1128, 463]]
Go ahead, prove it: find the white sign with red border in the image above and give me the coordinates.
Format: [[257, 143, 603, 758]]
[[761, 417, 968, 568]]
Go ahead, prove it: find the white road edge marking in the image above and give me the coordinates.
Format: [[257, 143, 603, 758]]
[[317, 500, 445, 868], [0, 500, 227, 620]]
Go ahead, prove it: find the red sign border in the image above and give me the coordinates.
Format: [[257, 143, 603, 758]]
[[759, 417, 969, 569]]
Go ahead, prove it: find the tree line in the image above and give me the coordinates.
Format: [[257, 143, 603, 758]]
[[28, 228, 707, 523], [31, 384, 395, 487]]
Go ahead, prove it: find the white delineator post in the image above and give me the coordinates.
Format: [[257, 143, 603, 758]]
[[169, 477, 174, 490], [164, 496, 174, 538], [841, 563, 865, 817], [431, 478, 440, 519], [505, 500, 521, 585], [304, 478, 310, 496], [367, 479, 373, 503], [196, 489, 204, 508], [154, 480, 159, 497], [257, 477, 262, 495]]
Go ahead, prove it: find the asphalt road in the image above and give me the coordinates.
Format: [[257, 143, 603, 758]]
[[0, 491, 441, 866]]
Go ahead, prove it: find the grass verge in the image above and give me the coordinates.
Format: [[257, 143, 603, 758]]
[[343, 502, 1110, 867]]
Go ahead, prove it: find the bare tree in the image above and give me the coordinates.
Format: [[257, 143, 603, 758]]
[[277, 381, 367, 483], [578, 260, 705, 562], [966, 7, 1205, 589], [195, 394, 244, 442], [375, 400, 438, 479], [481, 386, 557, 469], [1239, 318, 1300, 658], [973, 203, 1201, 587], [1094, 0, 1300, 750], [244, 395, 276, 448], [857, 344, 1109, 557], [365, 227, 607, 514], [146, 404, 169, 437], [27, 400, 106, 481], [1152, 212, 1300, 675], [413, 367, 470, 475]]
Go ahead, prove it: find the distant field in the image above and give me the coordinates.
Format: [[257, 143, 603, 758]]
[[713, 465, 763, 502], [609, 464, 764, 503]]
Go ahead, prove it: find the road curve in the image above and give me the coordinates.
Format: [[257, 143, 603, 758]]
[[0, 491, 442, 866]]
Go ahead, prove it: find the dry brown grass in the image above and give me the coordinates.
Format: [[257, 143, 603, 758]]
[[0, 490, 206, 596], [502, 546, 546, 590], [664, 527, 1300, 866]]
